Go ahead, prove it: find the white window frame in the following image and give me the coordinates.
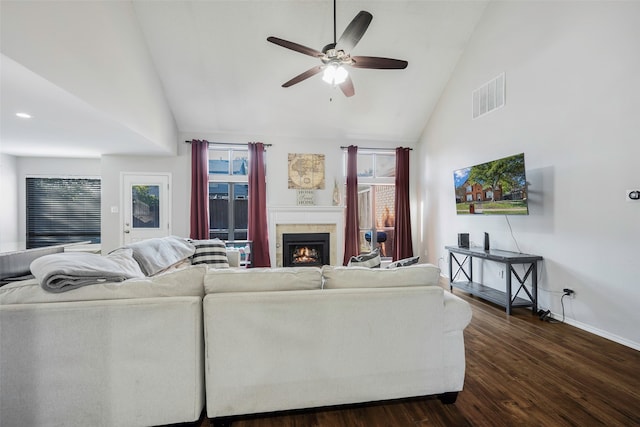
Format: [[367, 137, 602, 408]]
[[343, 149, 396, 254], [208, 147, 249, 240]]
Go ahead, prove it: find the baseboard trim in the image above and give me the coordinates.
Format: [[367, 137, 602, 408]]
[[549, 312, 640, 351], [439, 274, 640, 351]]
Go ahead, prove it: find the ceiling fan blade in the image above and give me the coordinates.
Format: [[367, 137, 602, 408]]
[[267, 36, 323, 58], [351, 56, 408, 69], [339, 75, 355, 97], [335, 11, 372, 52], [282, 65, 324, 87]]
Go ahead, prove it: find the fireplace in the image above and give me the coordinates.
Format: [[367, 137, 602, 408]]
[[282, 233, 330, 267]]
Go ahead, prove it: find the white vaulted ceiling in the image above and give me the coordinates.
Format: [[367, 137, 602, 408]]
[[0, 1, 488, 158]]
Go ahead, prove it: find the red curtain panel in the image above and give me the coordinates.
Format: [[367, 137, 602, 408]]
[[247, 142, 271, 267], [393, 147, 414, 260], [343, 145, 360, 265], [190, 139, 210, 240]]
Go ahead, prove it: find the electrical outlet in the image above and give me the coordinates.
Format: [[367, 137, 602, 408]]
[[626, 189, 640, 202], [563, 288, 575, 297]]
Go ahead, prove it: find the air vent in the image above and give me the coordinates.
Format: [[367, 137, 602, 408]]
[[472, 73, 505, 119]]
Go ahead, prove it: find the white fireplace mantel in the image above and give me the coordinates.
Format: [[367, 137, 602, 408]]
[[268, 206, 345, 266]]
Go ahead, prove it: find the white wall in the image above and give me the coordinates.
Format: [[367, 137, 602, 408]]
[[100, 144, 191, 253], [0, 154, 19, 251], [417, 1, 640, 349], [1, 157, 101, 251], [1, 1, 177, 154]]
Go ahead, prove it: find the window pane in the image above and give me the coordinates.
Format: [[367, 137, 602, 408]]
[[234, 184, 248, 230], [132, 185, 160, 228], [357, 187, 371, 229], [209, 149, 230, 174], [26, 178, 101, 248], [233, 231, 248, 240], [375, 154, 396, 178], [358, 230, 370, 253], [374, 185, 395, 228], [355, 184, 396, 256], [232, 151, 248, 175], [375, 186, 395, 257], [210, 231, 229, 240], [209, 182, 229, 229], [357, 153, 373, 177]]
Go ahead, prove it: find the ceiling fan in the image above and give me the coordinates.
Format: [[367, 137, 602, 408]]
[[266, 1, 408, 97]]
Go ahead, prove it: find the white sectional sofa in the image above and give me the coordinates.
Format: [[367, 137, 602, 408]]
[[0, 265, 207, 427], [203, 264, 472, 423], [0, 237, 472, 427]]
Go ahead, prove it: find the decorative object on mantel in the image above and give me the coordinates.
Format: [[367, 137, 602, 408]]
[[332, 179, 341, 206], [288, 153, 325, 189], [296, 189, 316, 206]]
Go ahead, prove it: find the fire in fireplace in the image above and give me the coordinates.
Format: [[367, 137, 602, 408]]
[[292, 246, 320, 264], [282, 232, 330, 267]]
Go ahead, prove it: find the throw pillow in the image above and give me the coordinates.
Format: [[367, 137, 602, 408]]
[[386, 256, 420, 269], [347, 248, 381, 268], [190, 238, 229, 268]]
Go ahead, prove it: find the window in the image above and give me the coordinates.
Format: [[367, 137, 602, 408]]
[[26, 177, 101, 249], [208, 148, 249, 240], [346, 151, 396, 256]]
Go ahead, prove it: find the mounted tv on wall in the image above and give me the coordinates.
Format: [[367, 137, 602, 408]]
[[453, 153, 528, 215]]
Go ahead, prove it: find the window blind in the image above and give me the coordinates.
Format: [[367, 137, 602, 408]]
[[26, 178, 101, 248]]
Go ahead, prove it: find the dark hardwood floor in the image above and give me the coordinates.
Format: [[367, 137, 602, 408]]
[[189, 291, 640, 427]]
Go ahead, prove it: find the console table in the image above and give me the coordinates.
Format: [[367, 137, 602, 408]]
[[445, 246, 543, 315]]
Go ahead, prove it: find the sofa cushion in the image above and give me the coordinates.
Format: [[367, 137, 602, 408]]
[[347, 248, 381, 268], [322, 263, 441, 289], [0, 265, 206, 305], [386, 256, 420, 269], [189, 238, 229, 268], [205, 267, 322, 293]]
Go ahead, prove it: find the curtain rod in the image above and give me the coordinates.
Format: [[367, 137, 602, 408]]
[[184, 140, 272, 147], [340, 146, 412, 151]]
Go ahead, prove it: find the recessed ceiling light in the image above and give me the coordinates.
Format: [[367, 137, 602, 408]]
[[16, 112, 32, 119]]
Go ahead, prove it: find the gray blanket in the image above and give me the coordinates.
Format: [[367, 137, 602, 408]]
[[30, 248, 145, 293], [123, 236, 195, 276]]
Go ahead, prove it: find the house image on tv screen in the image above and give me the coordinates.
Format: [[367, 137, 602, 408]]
[[453, 153, 528, 215]]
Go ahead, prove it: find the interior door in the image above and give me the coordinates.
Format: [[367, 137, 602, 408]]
[[122, 173, 171, 245]]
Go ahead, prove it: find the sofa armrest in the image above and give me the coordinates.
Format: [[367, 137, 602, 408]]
[[0, 246, 64, 281], [443, 291, 472, 332]]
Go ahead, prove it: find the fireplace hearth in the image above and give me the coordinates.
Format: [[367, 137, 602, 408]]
[[282, 232, 330, 267]]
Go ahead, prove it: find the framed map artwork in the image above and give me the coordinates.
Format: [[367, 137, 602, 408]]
[[288, 153, 325, 189]]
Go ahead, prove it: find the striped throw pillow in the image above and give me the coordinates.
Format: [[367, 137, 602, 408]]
[[347, 248, 381, 268], [387, 256, 420, 269], [190, 239, 229, 268]]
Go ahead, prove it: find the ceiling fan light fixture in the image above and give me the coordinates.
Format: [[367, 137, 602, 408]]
[[267, 4, 406, 97], [322, 64, 348, 85]]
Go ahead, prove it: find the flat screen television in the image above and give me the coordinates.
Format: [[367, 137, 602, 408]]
[[453, 153, 528, 215]]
